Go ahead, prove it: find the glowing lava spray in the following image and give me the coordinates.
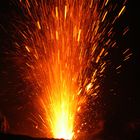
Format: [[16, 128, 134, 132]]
[[12, 0, 127, 139]]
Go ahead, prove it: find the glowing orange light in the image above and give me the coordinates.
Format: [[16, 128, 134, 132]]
[[13, 0, 128, 139]]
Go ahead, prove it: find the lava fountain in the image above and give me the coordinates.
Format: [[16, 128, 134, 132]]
[[11, 0, 127, 139]]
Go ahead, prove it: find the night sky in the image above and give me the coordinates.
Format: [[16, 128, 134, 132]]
[[0, 0, 140, 139]]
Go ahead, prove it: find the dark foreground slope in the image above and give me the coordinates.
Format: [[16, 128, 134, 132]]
[[0, 133, 64, 140]]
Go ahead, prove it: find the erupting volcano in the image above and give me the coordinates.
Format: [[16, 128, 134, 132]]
[[0, 0, 129, 139]]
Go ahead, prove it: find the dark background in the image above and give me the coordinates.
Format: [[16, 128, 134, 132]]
[[102, 0, 140, 139], [0, 0, 140, 139]]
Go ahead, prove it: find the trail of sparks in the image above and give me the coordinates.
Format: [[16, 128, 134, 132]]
[[11, 0, 128, 139]]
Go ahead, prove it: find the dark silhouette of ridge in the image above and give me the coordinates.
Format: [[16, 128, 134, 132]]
[[0, 133, 64, 140]]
